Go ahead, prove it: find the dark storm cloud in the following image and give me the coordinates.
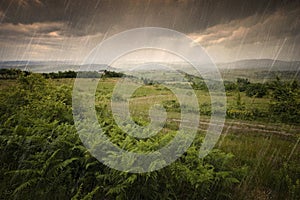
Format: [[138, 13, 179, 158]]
[[0, 22, 64, 38], [1, 0, 299, 35], [190, 6, 300, 47], [0, 0, 299, 62]]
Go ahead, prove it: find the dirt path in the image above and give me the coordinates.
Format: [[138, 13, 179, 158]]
[[171, 118, 299, 137]]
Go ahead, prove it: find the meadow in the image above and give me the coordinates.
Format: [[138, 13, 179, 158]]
[[0, 70, 299, 199]]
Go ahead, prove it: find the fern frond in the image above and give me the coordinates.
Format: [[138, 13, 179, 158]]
[[13, 177, 40, 196], [71, 183, 83, 200], [82, 186, 100, 200], [5, 169, 39, 176], [43, 149, 61, 173]]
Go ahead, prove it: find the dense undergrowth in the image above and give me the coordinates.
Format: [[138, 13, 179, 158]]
[[0, 74, 299, 199]]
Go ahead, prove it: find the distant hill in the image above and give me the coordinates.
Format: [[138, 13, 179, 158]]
[[0, 61, 115, 73], [216, 59, 300, 81], [217, 59, 300, 71], [0, 59, 299, 78]]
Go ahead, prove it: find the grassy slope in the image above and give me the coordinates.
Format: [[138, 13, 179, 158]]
[[92, 77, 300, 199], [72, 77, 299, 199], [0, 77, 299, 199]]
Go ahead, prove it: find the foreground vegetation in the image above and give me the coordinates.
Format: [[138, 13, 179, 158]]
[[0, 72, 299, 199]]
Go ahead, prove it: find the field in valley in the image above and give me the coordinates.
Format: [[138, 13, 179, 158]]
[[0, 70, 299, 200]]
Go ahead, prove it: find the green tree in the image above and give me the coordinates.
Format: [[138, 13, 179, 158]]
[[245, 83, 267, 98], [269, 78, 300, 123], [237, 78, 250, 92]]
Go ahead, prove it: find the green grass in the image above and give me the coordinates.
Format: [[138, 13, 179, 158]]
[[92, 77, 300, 199], [1, 76, 299, 199], [217, 131, 300, 199]]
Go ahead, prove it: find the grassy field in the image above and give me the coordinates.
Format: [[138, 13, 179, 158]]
[[91, 77, 300, 199], [66, 77, 300, 199], [0, 75, 299, 199]]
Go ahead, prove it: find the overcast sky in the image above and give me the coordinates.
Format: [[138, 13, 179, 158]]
[[0, 0, 299, 63]]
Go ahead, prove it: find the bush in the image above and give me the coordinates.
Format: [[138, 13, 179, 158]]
[[246, 83, 267, 98], [0, 75, 245, 199], [269, 78, 300, 124], [226, 109, 254, 120], [237, 78, 250, 92], [225, 81, 237, 92]]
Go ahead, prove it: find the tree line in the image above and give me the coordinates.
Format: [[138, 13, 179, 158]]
[[0, 69, 124, 79]]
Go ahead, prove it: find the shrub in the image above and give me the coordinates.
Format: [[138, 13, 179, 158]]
[[246, 83, 267, 98]]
